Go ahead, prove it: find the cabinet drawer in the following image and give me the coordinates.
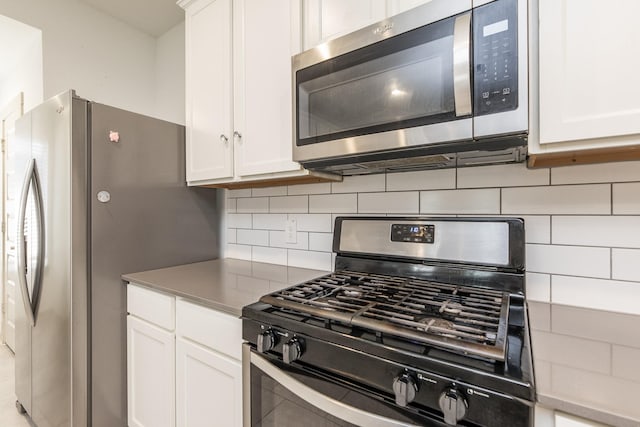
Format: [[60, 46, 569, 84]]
[[176, 299, 242, 360], [127, 283, 175, 331]]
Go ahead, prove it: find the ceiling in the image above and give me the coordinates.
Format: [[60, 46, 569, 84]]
[[78, 0, 184, 37]]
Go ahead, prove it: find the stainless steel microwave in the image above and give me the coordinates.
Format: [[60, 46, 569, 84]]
[[292, 0, 529, 175]]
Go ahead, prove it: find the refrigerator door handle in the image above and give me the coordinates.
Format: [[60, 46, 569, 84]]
[[17, 158, 45, 326]]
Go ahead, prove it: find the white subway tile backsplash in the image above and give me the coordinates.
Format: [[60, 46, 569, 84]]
[[252, 214, 287, 230], [553, 216, 640, 248], [287, 182, 332, 195], [227, 213, 252, 229], [526, 272, 551, 302], [535, 360, 552, 394], [270, 195, 308, 213], [531, 330, 611, 374], [287, 250, 332, 271], [526, 244, 610, 278], [252, 246, 287, 265], [226, 198, 237, 213], [227, 188, 252, 198], [358, 192, 419, 214], [552, 304, 640, 348], [310, 194, 357, 213], [502, 185, 610, 215], [309, 233, 333, 252], [457, 164, 549, 188], [550, 364, 640, 420], [226, 244, 251, 260], [269, 231, 309, 250], [528, 301, 551, 331], [420, 189, 500, 214], [552, 275, 640, 315], [237, 229, 269, 246], [613, 182, 640, 214], [237, 197, 269, 213], [612, 248, 640, 282], [289, 214, 332, 232], [386, 169, 455, 191], [331, 174, 385, 193], [552, 160, 640, 185], [521, 215, 551, 244], [227, 228, 237, 244], [252, 186, 287, 197], [612, 346, 640, 382]]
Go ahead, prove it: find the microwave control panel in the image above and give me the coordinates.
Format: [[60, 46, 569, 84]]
[[473, 0, 519, 116]]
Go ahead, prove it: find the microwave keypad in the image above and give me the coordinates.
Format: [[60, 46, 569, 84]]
[[474, 0, 518, 116]]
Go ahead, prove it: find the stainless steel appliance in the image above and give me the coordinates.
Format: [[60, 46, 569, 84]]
[[11, 90, 220, 427], [242, 217, 534, 426], [293, 0, 529, 174]]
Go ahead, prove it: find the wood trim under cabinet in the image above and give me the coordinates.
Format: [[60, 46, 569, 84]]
[[528, 145, 640, 169], [198, 172, 342, 189]]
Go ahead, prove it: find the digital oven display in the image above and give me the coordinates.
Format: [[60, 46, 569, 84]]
[[391, 224, 435, 243]]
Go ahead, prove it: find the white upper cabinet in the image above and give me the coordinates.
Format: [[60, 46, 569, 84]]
[[530, 0, 640, 164], [233, 0, 301, 177], [302, 0, 386, 50], [302, 0, 433, 51], [386, 0, 433, 16], [183, 0, 233, 182], [181, 0, 338, 187]]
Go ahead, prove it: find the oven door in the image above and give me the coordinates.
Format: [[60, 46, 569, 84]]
[[292, 3, 473, 164], [243, 345, 447, 427]]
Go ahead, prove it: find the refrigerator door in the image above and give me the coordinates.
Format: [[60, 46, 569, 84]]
[[89, 103, 218, 426], [13, 111, 33, 416], [29, 91, 75, 427]]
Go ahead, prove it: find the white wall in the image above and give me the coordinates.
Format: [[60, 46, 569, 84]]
[[155, 21, 185, 125], [224, 160, 640, 424], [0, 15, 43, 111], [0, 0, 157, 117]]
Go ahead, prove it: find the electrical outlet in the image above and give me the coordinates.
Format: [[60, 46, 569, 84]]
[[285, 219, 297, 244]]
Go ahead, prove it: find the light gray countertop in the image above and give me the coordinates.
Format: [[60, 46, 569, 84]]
[[122, 258, 328, 317]]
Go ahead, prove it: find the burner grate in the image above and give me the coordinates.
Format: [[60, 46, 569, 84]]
[[261, 270, 510, 361]]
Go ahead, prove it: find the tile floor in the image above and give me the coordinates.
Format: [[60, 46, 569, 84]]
[[0, 345, 32, 427]]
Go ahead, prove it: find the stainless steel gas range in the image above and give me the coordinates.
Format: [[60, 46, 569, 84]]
[[242, 217, 534, 426]]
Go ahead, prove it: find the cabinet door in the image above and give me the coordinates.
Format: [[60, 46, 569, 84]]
[[176, 338, 242, 427], [387, 0, 433, 16], [233, 0, 302, 177], [185, 0, 233, 182], [539, 0, 640, 145], [127, 316, 175, 427], [302, 0, 386, 50]]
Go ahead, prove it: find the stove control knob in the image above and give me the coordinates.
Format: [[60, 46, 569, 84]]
[[438, 388, 468, 426], [282, 338, 302, 364], [392, 373, 418, 407], [257, 330, 276, 353]]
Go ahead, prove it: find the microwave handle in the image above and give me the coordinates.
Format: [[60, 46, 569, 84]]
[[453, 12, 472, 117]]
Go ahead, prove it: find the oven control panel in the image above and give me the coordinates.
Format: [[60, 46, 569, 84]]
[[391, 224, 435, 243]]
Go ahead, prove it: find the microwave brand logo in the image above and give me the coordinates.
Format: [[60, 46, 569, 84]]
[[373, 22, 394, 35]]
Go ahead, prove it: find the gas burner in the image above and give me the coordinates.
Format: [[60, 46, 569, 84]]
[[261, 269, 510, 361]]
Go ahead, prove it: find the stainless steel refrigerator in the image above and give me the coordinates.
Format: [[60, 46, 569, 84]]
[[10, 90, 220, 427]]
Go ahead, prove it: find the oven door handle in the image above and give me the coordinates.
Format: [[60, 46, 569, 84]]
[[453, 12, 472, 117], [250, 352, 421, 427]]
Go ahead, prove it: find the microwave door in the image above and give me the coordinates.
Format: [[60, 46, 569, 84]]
[[293, 12, 473, 162]]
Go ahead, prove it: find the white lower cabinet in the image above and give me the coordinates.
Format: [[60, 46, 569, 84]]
[[176, 338, 242, 427], [126, 283, 243, 427], [127, 316, 176, 427]]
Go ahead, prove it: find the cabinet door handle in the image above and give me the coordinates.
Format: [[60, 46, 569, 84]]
[[219, 134, 229, 144], [233, 131, 242, 141]]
